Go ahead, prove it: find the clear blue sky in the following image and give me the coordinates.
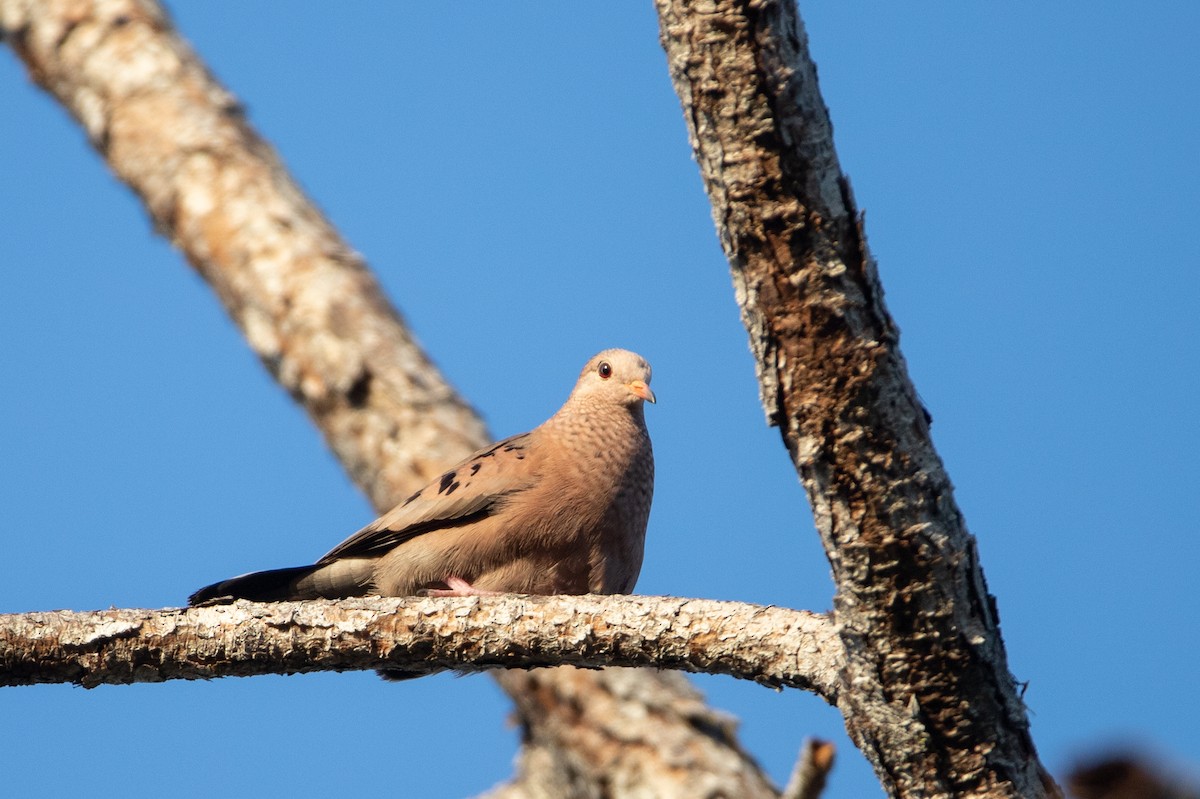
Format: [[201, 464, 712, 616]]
[[3, 4, 1197, 797]]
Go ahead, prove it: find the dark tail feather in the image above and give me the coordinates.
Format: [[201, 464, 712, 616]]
[[189, 557, 377, 606], [188, 565, 322, 605]]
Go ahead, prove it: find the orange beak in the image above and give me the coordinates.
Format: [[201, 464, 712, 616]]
[[628, 379, 656, 404]]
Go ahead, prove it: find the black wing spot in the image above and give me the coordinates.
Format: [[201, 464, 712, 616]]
[[469, 462, 482, 475], [438, 471, 458, 494], [403, 490, 422, 505], [346, 370, 372, 409]]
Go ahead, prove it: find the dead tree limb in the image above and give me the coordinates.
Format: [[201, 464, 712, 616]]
[[655, 1, 1060, 796], [0, 595, 841, 694]]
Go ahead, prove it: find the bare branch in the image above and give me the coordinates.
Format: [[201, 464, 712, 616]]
[[0, 596, 841, 696], [782, 739, 836, 799], [0, 0, 485, 507], [655, 1, 1061, 796]]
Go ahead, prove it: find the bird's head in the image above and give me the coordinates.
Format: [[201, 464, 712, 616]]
[[571, 349, 656, 409]]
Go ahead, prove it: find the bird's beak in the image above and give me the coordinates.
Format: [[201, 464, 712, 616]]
[[628, 379, 656, 404]]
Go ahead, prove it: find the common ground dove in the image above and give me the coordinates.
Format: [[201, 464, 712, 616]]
[[189, 349, 655, 606]]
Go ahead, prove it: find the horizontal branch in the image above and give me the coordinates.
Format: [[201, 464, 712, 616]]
[[0, 595, 843, 698]]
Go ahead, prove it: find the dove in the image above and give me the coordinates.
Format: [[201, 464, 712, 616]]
[[189, 349, 655, 606]]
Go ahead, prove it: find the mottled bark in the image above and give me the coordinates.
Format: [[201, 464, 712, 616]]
[[655, 1, 1058, 797], [0, 596, 841, 693], [0, 1, 777, 797]]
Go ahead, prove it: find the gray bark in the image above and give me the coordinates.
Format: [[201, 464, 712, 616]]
[[0, 596, 840, 694], [654, 1, 1060, 797]]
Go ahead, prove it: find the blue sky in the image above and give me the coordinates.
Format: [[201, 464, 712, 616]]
[[2, 4, 1197, 797]]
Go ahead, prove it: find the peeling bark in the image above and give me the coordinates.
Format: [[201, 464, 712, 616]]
[[654, 1, 1059, 797]]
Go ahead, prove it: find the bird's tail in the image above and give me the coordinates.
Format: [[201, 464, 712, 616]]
[[188, 558, 375, 605]]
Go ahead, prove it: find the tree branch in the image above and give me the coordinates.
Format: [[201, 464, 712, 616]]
[[655, 1, 1060, 796], [0, 596, 841, 696], [1, 0, 486, 507], [782, 739, 836, 799]]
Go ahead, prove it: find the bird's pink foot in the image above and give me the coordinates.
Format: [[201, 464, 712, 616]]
[[423, 576, 501, 597]]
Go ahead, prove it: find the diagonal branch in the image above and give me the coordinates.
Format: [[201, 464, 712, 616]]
[[0, 596, 842, 697], [1, 0, 486, 506], [782, 739, 836, 799], [655, 1, 1060, 797]]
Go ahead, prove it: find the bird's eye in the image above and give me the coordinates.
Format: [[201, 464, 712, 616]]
[[597, 361, 612, 379]]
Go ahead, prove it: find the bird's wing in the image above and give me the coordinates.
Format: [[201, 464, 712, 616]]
[[318, 432, 538, 563]]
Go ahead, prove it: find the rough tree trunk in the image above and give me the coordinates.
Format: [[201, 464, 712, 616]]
[[654, 1, 1060, 797], [0, 1, 778, 796]]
